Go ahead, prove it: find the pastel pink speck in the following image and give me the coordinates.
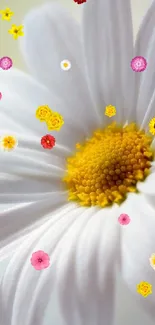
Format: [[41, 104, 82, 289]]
[[118, 213, 131, 225], [0, 56, 13, 70], [30, 250, 50, 270], [131, 56, 147, 72], [0, 92, 2, 100]]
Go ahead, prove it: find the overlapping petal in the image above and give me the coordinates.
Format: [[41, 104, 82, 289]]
[[20, 2, 100, 132], [0, 69, 89, 149], [82, 0, 135, 124]]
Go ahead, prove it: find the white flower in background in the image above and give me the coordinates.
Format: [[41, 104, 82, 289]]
[[1, 0, 155, 324]]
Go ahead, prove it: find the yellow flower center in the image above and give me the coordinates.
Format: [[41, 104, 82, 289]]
[[63, 63, 68, 68], [63, 122, 154, 208]]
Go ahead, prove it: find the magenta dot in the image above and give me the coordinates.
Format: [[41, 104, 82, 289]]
[[0, 57, 13, 70], [131, 56, 147, 72], [0, 92, 2, 100]]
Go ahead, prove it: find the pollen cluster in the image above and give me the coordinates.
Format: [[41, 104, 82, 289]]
[[63, 122, 153, 208]]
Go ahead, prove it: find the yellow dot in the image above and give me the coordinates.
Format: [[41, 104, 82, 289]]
[[63, 122, 154, 208], [105, 105, 116, 117], [136, 281, 152, 297], [0, 135, 18, 151], [149, 117, 155, 135]]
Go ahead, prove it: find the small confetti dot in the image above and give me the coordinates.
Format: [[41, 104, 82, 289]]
[[46, 112, 64, 131], [0, 56, 13, 70], [30, 250, 50, 270], [0, 134, 18, 151], [148, 117, 155, 135], [105, 105, 116, 118], [0, 92, 2, 100], [118, 213, 131, 225], [137, 281, 152, 297], [41, 134, 55, 149], [74, 0, 86, 3], [131, 56, 147, 72], [149, 253, 155, 270], [60, 60, 71, 71]]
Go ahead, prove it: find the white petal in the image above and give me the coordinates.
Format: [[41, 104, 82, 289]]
[[0, 132, 67, 206], [0, 196, 67, 255], [134, 0, 155, 126], [82, 0, 135, 124], [20, 3, 100, 132], [0, 204, 85, 325], [119, 193, 155, 319], [0, 204, 120, 325], [0, 69, 88, 150], [57, 206, 120, 325], [137, 171, 155, 208], [137, 171, 155, 195]]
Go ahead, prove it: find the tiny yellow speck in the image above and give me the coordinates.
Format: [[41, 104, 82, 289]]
[[149, 117, 155, 135]]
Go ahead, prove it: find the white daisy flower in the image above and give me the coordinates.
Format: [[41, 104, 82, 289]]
[[1, 0, 155, 324]]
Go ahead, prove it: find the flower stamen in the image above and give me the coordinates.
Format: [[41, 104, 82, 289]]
[[63, 122, 153, 208]]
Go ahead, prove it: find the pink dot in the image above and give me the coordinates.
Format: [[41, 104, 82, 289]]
[[131, 56, 147, 72], [30, 250, 50, 270], [118, 213, 131, 225], [0, 56, 13, 70], [0, 92, 2, 100]]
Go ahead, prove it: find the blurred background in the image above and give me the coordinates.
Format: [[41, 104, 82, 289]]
[[0, 0, 154, 324]]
